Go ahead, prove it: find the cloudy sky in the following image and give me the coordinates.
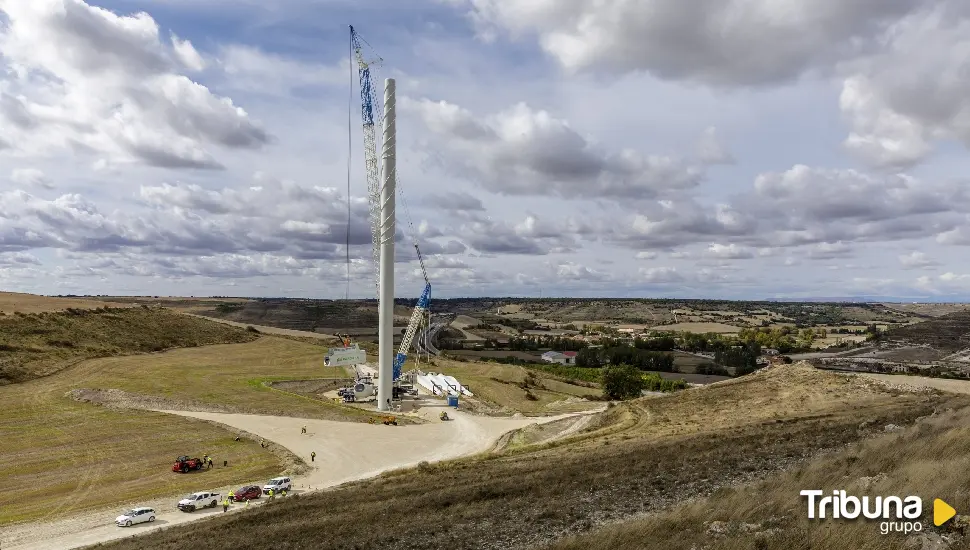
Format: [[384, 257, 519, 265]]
[[2, 0, 970, 300]]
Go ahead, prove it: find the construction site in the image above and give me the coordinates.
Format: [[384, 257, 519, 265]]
[[6, 14, 970, 550]]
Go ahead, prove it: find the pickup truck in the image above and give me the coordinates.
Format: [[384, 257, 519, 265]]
[[262, 476, 292, 495], [177, 491, 221, 512]]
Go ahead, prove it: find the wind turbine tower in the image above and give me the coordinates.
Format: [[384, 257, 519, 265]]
[[377, 78, 396, 411]]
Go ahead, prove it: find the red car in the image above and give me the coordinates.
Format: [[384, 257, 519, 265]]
[[233, 485, 262, 502]]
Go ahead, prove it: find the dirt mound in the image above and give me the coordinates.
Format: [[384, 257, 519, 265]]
[[703, 361, 914, 394]]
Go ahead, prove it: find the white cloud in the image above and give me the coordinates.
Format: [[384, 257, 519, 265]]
[[0, 0, 269, 169], [838, 4, 970, 168], [462, 0, 918, 85], [696, 126, 734, 165], [3, 0, 970, 299], [171, 33, 206, 72], [10, 168, 54, 189], [899, 251, 939, 269], [705, 243, 754, 260], [404, 97, 704, 201]]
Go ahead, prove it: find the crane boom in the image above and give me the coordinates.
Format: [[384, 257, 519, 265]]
[[393, 281, 431, 380], [350, 25, 382, 297], [349, 26, 432, 382]]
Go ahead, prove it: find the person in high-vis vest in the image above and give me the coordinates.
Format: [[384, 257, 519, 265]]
[[222, 497, 229, 512], [311, 451, 316, 462], [227, 490, 235, 502], [268, 488, 275, 501]]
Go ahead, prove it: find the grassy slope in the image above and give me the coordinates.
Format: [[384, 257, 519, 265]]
[[0, 306, 259, 384], [551, 403, 970, 550], [68, 337, 371, 420], [432, 358, 601, 413], [96, 364, 965, 550], [0, 311, 376, 525], [0, 292, 133, 314]]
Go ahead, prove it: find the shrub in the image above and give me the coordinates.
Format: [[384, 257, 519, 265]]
[[601, 364, 645, 400]]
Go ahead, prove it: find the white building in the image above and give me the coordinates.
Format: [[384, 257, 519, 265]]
[[541, 351, 578, 365]]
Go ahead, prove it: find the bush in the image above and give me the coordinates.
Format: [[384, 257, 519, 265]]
[[642, 372, 688, 392], [601, 364, 645, 400]]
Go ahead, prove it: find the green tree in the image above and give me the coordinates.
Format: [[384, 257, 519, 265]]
[[576, 347, 602, 368], [602, 364, 645, 400]]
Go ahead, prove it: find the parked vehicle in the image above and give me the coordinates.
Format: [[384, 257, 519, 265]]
[[233, 485, 262, 502], [262, 476, 291, 495], [177, 491, 221, 512], [172, 455, 204, 473], [116, 507, 155, 527]]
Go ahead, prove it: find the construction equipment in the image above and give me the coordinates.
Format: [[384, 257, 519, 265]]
[[350, 25, 384, 298], [393, 258, 431, 382], [381, 415, 398, 426], [172, 456, 204, 473], [337, 378, 376, 402], [349, 26, 432, 387]]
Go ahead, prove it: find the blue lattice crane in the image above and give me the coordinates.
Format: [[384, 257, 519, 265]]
[[350, 25, 383, 297], [393, 244, 431, 380], [349, 26, 432, 382]]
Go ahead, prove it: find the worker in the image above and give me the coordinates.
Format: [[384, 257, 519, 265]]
[[222, 497, 229, 512], [281, 489, 287, 498], [268, 488, 275, 501], [260, 439, 265, 448], [208, 456, 213, 469], [301, 425, 307, 434], [228, 490, 235, 502]]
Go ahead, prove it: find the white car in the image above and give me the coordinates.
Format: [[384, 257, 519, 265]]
[[263, 476, 291, 494], [178, 491, 221, 512], [116, 507, 155, 527]]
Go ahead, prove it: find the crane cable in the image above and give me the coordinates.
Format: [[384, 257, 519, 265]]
[[345, 30, 354, 300]]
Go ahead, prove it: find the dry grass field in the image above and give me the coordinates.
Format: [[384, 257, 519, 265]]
[[552, 397, 970, 550], [431, 358, 601, 413], [0, 292, 133, 314], [650, 321, 742, 333], [0, 307, 259, 384], [0, 332, 378, 525], [96, 363, 964, 550]]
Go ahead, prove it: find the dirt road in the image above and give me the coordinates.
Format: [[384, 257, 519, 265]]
[[3, 407, 595, 550]]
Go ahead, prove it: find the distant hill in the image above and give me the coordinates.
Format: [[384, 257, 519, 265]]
[[0, 307, 259, 385]]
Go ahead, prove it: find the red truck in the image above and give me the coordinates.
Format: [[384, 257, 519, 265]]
[[172, 455, 204, 473]]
